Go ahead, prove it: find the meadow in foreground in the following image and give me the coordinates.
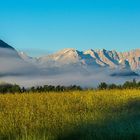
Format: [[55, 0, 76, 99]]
[[0, 90, 140, 140]]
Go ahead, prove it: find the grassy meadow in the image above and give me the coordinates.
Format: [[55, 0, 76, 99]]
[[0, 90, 140, 140]]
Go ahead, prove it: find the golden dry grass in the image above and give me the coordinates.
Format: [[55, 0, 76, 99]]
[[0, 90, 140, 140]]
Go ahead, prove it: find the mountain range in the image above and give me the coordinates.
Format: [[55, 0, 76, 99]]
[[0, 40, 140, 87], [19, 47, 140, 75]]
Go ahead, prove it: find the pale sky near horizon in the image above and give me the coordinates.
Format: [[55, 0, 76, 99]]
[[0, 0, 140, 56]]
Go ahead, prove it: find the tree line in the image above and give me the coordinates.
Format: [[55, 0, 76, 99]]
[[0, 79, 140, 93], [98, 79, 140, 90], [0, 84, 82, 93]]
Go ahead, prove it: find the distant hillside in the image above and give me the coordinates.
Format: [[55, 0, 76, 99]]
[[0, 40, 15, 50]]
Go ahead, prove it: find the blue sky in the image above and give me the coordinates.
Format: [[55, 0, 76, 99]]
[[0, 0, 140, 56]]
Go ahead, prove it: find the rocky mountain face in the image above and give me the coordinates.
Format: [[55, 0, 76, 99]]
[[35, 48, 140, 74]]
